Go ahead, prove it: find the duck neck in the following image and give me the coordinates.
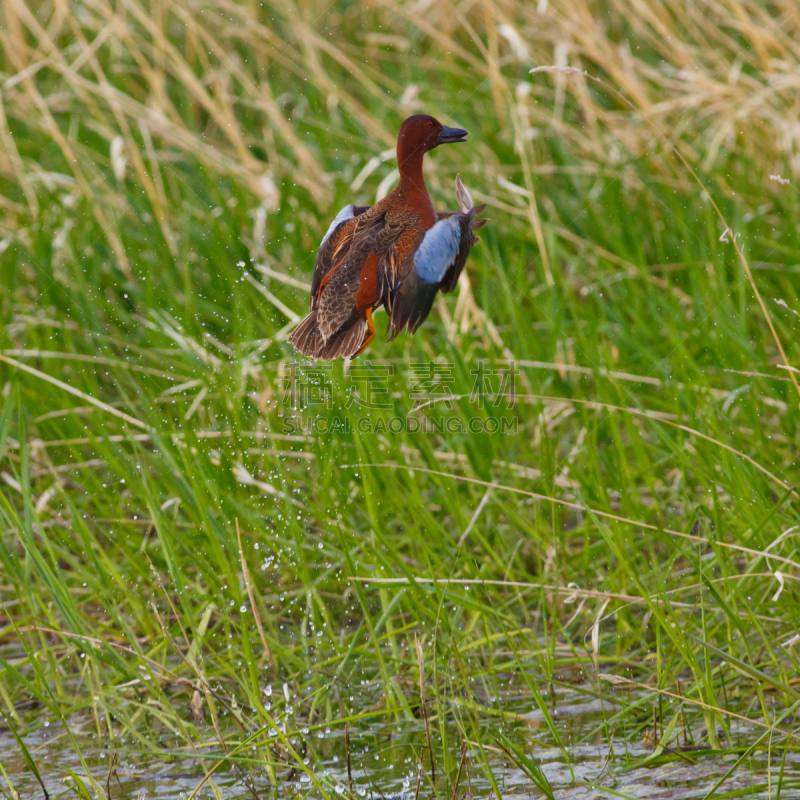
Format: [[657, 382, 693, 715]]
[[397, 145, 428, 198]]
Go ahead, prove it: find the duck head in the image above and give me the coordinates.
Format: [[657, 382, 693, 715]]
[[396, 114, 468, 176]]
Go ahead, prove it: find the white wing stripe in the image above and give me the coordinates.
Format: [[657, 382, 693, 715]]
[[414, 217, 461, 283], [320, 204, 356, 247]]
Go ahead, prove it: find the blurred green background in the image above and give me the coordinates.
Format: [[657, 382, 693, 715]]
[[1, 0, 799, 797]]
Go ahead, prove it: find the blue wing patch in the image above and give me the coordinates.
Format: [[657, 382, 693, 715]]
[[320, 204, 356, 247], [413, 217, 461, 284]]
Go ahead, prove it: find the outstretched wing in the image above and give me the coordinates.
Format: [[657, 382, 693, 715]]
[[435, 175, 487, 292], [387, 180, 486, 339], [309, 204, 371, 311]]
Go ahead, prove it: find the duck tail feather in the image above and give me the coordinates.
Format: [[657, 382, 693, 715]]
[[288, 310, 325, 357], [317, 314, 366, 360], [289, 310, 366, 360]]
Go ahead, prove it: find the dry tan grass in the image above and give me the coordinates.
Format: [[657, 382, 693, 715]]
[[1, 0, 798, 242]]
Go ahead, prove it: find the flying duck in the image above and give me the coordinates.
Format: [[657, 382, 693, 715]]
[[288, 114, 487, 360]]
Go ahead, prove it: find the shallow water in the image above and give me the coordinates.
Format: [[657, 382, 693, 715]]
[[2, 678, 798, 799]]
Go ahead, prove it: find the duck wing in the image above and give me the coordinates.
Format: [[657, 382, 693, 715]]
[[387, 176, 486, 338], [435, 175, 487, 292], [309, 204, 371, 311], [314, 212, 385, 340]]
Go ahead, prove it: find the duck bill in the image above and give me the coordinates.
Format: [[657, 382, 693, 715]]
[[436, 125, 468, 145]]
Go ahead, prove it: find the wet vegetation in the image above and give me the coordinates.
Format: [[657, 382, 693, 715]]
[[1, 0, 799, 797]]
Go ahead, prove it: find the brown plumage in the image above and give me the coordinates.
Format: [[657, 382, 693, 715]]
[[288, 114, 487, 360]]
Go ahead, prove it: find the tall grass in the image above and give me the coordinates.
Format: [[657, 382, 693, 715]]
[[1, 0, 799, 797]]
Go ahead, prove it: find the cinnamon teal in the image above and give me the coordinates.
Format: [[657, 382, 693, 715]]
[[289, 114, 487, 360]]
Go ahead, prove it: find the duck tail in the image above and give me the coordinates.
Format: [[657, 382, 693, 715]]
[[288, 310, 325, 357], [288, 310, 365, 360]]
